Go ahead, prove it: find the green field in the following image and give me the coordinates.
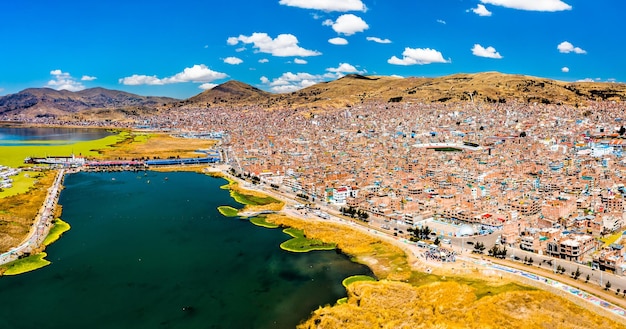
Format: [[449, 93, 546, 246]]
[[0, 171, 41, 198], [280, 227, 336, 253], [0, 132, 126, 198], [43, 218, 71, 246], [250, 216, 280, 228], [342, 275, 376, 287], [0, 252, 51, 275], [0, 133, 125, 168], [217, 206, 239, 217]]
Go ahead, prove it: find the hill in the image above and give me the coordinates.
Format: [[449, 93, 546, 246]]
[[0, 87, 177, 119], [181, 72, 626, 110]]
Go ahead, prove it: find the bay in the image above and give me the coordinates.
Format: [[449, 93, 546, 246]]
[[0, 171, 372, 329], [0, 126, 112, 146]]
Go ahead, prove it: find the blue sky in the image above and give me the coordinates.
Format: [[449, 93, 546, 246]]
[[0, 0, 624, 99]]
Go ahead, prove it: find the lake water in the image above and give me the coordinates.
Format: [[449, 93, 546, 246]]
[[0, 171, 372, 329], [0, 126, 112, 145]]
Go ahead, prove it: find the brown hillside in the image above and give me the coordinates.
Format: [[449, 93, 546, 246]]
[[181, 72, 626, 110], [0, 87, 177, 119], [183, 80, 270, 107]]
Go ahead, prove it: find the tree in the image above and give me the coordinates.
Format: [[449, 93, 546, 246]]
[[605, 281, 612, 291], [473, 242, 485, 254], [528, 257, 534, 266], [574, 267, 581, 280], [617, 288, 621, 296], [585, 274, 590, 283], [434, 237, 440, 246]]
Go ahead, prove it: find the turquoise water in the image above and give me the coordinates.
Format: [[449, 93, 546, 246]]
[[0, 171, 372, 328]]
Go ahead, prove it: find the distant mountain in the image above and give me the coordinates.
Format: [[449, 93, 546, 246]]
[[185, 80, 271, 106], [0, 87, 177, 119], [180, 72, 626, 110], [3, 72, 626, 122]]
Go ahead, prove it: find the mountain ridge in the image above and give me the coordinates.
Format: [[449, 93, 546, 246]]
[[178, 71, 626, 110], [0, 87, 178, 118], [2, 72, 626, 121]]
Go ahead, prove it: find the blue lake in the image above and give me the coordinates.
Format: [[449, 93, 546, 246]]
[[0, 126, 113, 146], [0, 171, 372, 329]]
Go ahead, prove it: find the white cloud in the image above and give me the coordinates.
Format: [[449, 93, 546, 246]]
[[119, 64, 227, 86], [259, 58, 269, 63], [264, 72, 323, 93], [561, 67, 570, 73], [294, 58, 308, 64], [470, 4, 492, 16], [327, 14, 369, 36], [471, 44, 502, 59], [326, 63, 365, 74], [227, 33, 321, 57], [329, 37, 348, 45], [557, 41, 586, 54], [480, 0, 571, 12], [118, 75, 163, 85], [366, 36, 391, 44], [199, 83, 218, 90], [224, 57, 243, 65], [260, 76, 270, 84], [80, 75, 97, 81], [437, 19, 446, 25], [387, 48, 451, 65], [46, 69, 85, 91], [576, 78, 594, 82], [279, 0, 366, 12]]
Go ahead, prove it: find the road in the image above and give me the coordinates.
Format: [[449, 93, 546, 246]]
[[0, 169, 65, 265]]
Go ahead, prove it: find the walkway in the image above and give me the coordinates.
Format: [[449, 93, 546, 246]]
[[0, 169, 65, 265]]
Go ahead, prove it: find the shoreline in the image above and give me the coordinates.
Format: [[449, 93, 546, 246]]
[[0, 168, 65, 268], [214, 169, 626, 325], [0, 164, 623, 325]]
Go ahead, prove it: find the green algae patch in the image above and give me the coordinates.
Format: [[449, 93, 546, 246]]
[[336, 297, 348, 305], [218, 177, 280, 206], [280, 228, 336, 253], [218, 206, 239, 217], [0, 132, 124, 168], [250, 216, 280, 229], [342, 275, 376, 288], [0, 253, 51, 275], [43, 218, 71, 246]]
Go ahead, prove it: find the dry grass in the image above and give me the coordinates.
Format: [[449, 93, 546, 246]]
[[0, 170, 56, 252], [266, 213, 412, 281], [299, 280, 624, 329], [258, 211, 625, 328], [99, 132, 216, 160]]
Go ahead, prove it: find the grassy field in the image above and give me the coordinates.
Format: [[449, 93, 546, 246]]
[[279, 227, 336, 253], [0, 252, 50, 275], [0, 170, 56, 252]]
